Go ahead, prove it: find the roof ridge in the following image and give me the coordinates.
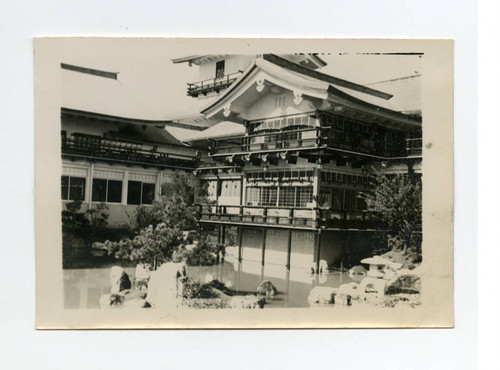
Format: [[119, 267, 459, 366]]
[[262, 54, 393, 100]]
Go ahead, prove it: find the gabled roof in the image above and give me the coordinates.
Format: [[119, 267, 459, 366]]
[[61, 108, 188, 147], [200, 54, 421, 128], [172, 53, 328, 69]]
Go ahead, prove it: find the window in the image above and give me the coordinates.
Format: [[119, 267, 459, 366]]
[[296, 187, 313, 207], [61, 176, 86, 201], [278, 187, 295, 207], [92, 179, 122, 203], [246, 187, 261, 206], [261, 187, 278, 206], [127, 181, 155, 205], [215, 60, 225, 79]]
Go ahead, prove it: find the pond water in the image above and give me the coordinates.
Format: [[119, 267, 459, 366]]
[[63, 262, 363, 309]]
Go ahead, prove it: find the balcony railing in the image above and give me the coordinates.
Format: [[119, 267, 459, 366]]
[[406, 138, 423, 156], [209, 127, 421, 159], [62, 133, 197, 169], [187, 71, 242, 97], [198, 204, 383, 230]]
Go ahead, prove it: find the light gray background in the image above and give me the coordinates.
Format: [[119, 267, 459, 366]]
[[0, 0, 480, 369]]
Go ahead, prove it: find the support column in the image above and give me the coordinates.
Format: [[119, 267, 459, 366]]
[[221, 225, 226, 244], [121, 169, 129, 205], [237, 227, 243, 263], [88, 162, 94, 209], [314, 231, 321, 274], [261, 229, 267, 267], [286, 230, 292, 270]]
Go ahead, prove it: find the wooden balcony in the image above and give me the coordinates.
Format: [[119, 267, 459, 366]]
[[62, 133, 197, 169], [198, 204, 384, 230], [187, 71, 242, 97], [406, 138, 423, 157], [208, 112, 422, 160]]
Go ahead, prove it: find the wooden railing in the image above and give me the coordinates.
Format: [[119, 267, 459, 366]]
[[198, 204, 383, 230], [406, 138, 423, 156], [187, 71, 242, 97], [62, 133, 197, 169], [209, 126, 421, 159]]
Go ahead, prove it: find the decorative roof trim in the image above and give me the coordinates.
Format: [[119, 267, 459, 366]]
[[262, 54, 393, 100]]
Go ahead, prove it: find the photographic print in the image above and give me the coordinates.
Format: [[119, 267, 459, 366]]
[[34, 38, 453, 328]]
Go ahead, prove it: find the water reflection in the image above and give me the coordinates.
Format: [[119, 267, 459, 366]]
[[63, 262, 362, 309]]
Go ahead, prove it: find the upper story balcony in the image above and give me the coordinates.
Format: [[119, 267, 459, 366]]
[[62, 132, 197, 170], [198, 204, 384, 231], [187, 71, 242, 97], [208, 113, 422, 161]]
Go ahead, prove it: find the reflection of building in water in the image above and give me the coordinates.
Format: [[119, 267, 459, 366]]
[[174, 54, 422, 273]]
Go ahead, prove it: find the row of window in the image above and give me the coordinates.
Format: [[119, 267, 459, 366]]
[[247, 170, 314, 183], [320, 187, 367, 212], [61, 176, 155, 205], [246, 186, 313, 208]]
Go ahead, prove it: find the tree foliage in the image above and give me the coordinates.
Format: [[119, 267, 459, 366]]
[[105, 171, 211, 266], [364, 173, 422, 257]]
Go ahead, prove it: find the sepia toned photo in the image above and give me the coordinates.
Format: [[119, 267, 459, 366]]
[[34, 38, 454, 328]]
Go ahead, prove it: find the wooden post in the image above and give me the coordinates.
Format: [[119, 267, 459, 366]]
[[217, 225, 222, 244], [261, 229, 267, 267], [286, 230, 292, 270], [314, 231, 321, 274], [221, 225, 226, 245], [237, 227, 243, 263]]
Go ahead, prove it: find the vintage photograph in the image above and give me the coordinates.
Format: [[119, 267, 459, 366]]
[[35, 39, 454, 328]]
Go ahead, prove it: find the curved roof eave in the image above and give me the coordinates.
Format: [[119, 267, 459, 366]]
[[200, 59, 330, 118], [326, 85, 422, 127]]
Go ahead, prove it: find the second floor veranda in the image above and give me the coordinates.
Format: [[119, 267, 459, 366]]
[[198, 204, 385, 231], [207, 112, 422, 160]]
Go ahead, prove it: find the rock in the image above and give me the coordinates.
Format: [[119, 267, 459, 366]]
[[257, 281, 278, 297], [307, 286, 336, 305], [359, 276, 388, 298], [99, 294, 111, 308], [110, 266, 131, 294], [99, 293, 125, 308], [338, 282, 361, 300], [229, 295, 265, 309], [122, 298, 148, 309], [134, 263, 151, 290], [308, 260, 329, 274], [146, 262, 187, 309], [386, 271, 421, 294], [348, 265, 367, 277], [90, 242, 107, 257], [204, 273, 215, 283]]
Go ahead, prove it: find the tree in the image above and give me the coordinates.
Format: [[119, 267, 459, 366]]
[[105, 171, 210, 266], [363, 173, 422, 257], [133, 171, 209, 231]]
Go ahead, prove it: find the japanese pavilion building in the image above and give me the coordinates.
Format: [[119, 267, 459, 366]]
[[61, 54, 422, 278], [172, 54, 422, 278]]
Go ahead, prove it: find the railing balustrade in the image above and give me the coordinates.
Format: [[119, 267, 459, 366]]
[[198, 204, 383, 230], [187, 71, 243, 96], [62, 133, 197, 168]]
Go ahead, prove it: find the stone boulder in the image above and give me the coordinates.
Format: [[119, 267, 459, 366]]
[[229, 295, 265, 309], [110, 266, 131, 294], [308, 260, 329, 274], [146, 262, 187, 309], [134, 263, 151, 290], [257, 281, 278, 297], [99, 293, 125, 308], [348, 265, 367, 277], [307, 286, 336, 305], [338, 282, 361, 300], [386, 270, 421, 294]]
